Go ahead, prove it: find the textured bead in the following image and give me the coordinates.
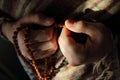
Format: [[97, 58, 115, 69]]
[[12, 24, 64, 80]]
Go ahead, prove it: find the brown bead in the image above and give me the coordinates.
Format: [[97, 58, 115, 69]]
[[12, 36, 17, 39], [12, 25, 57, 80]]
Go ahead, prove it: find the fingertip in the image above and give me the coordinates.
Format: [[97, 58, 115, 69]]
[[64, 19, 75, 32], [65, 19, 74, 26]]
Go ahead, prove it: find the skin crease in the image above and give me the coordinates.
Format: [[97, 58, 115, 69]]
[[2, 13, 113, 66]]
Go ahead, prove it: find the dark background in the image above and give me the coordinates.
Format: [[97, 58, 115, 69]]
[[0, 38, 30, 80]]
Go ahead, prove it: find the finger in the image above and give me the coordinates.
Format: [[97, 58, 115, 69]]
[[65, 19, 103, 41], [33, 49, 57, 59], [58, 27, 87, 65], [58, 27, 77, 57], [28, 28, 54, 42], [31, 40, 58, 51], [30, 40, 58, 59], [19, 13, 54, 26], [29, 33, 58, 59], [58, 27, 76, 49]]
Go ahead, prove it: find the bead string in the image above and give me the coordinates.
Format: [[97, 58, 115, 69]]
[[12, 24, 67, 80], [24, 26, 43, 79], [12, 25, 39, 78], [12, 24, 55, 80]]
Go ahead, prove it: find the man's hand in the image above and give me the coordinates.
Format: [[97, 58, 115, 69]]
[[58, 20, 113, 66], [2, 13, 58, 59]]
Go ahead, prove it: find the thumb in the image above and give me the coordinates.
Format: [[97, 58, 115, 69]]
[[65, 19, 103, 41]]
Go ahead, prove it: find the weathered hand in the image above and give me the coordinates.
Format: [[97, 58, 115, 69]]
[[2, 13, 58, 59], [58, 20, 113, 66]]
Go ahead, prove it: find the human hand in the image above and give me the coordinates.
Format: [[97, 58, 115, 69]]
[[2, 13, 58, 59], [58, 20, 113, 66]]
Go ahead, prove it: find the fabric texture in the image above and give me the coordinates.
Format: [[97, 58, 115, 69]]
[[0, 0, 120, 80]]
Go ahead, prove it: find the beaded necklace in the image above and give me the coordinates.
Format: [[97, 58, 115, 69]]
[[12, 24, 66, 80]]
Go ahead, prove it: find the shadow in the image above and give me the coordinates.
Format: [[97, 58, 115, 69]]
[[0, 1, 120, 79]]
